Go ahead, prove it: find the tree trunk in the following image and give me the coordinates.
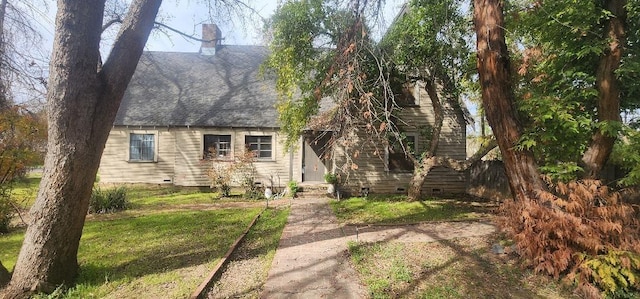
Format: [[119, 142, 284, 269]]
[[1, 0, 161, 297], [407, 139, 497, 201], [407, 79, 444, 200], [0, 260, 9, 288], [473, 0, 544, 202], [406, 76, 498, 201], [581, 0, 626, 178], [407, 160, 432, 200]]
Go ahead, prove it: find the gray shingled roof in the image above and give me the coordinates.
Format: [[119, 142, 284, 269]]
[[114, 45, 279, 128]]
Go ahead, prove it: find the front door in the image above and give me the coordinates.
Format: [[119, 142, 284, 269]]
[[302, 134, 330, 182]]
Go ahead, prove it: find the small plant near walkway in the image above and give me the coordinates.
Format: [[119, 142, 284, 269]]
[[287, 181, 298, 198]]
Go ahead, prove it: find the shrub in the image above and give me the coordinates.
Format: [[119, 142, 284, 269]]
[[324, 173, 338, 184], [205, 149, 258, 198], [89, 186, 128, 214], [499, 179, 640, 297], [578, 250, 640, 298], [207, 163, 233, 197], [0, 190, 13, 233], [288, 181, 299, 198]]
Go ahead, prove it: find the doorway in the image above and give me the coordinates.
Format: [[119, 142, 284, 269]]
[[302, 133, 330, 182]]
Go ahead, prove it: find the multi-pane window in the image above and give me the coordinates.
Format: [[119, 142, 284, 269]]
[[129, 133, 155, 162], [388, 135, 416, 172], [204, 134, 232, 159], [245, 136, 272, 159]]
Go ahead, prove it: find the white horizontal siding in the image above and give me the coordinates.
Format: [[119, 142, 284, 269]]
[[98, 128, 176, 184], [99, 127, 303, 188], [170, 128, 301, 187], [333, 79, 467, 196]]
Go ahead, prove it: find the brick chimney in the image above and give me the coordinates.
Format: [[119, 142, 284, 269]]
[[200, 24, 222, 55]]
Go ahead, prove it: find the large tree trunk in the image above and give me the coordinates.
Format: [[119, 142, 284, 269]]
[[407, 79, 443, 200], [581, 0, 626, 178], [1, 0, 161, 297], [406, 77, 497, 200], [407, 139, 497, 200], [473, 0, 544, 202]]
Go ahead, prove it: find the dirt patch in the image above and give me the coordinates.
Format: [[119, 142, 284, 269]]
[[205, 208, 289, 299], [206, 255, 269, 298], [349, 234, 579, 299]]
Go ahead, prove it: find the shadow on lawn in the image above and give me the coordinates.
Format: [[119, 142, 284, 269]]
[[75, 209, 261, 287], [77, 242, 220, 286], [334, 195, 496, 225], [351, 231, 574, 299], [394, 237, 551, 299]]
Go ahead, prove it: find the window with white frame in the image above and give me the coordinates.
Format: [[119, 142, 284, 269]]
[[203, 134, 232, 159], [245, 135, 272, 159], [129, 133, 156, 162]]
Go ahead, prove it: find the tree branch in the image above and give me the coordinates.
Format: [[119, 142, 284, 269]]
[[424, 137, 497, 172], [102, 17, 122, 32], [97, 0, 162, 124], [153, 22, 225, 43]]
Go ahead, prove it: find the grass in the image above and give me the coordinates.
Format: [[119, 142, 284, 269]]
[[0, 180, 280, 298], [2, 208, 262, 298], [348, 239, 577, 299], [330, 195, 492, 224], [125, 184, 219, 208], [9, 173, 41, 208], [338, 194, 579, 298]]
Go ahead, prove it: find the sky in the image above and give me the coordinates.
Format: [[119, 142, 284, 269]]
[[35, 0, 404, 55]]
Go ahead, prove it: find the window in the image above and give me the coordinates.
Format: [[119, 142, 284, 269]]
[[204, 134, 231, 159], [388, 135, 416, 172], [391, 80, 419, 107], [245, 136, 272, 159], [130, 133, 155, 162]]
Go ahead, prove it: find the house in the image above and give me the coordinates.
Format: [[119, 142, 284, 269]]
[[98, 24, 467, 195]]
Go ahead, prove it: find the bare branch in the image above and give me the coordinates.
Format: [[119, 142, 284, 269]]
[[153, 21, 224, 43]]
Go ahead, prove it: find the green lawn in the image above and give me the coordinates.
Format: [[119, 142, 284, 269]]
[[0, 181, 281, 298], [3, 208, 263, 298], [9, 173, 41, 208], [124, 184, 218, 208], [330, 196, 491, 224]]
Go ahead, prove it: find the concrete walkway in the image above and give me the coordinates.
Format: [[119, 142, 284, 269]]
[[261, 197, 368, 299]]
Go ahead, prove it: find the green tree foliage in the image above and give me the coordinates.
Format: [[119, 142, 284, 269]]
[[509, 0, 640, 180], [263, 0, 340, 149], [381, 0, 471, 99], [611, 129, 640, 186]]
